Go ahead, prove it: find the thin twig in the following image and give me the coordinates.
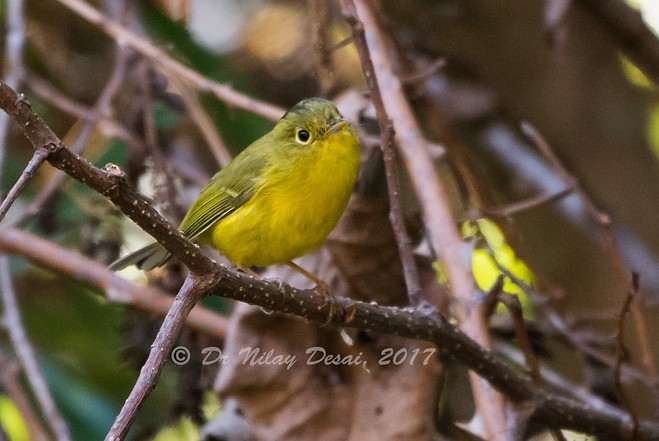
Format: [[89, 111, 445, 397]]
[[629, 294, 656, 377], [0, 227, 227, 340], [485, 280, 564, 441], [399, 58, 447, 85], [0, 147, 49, 221], [483, 186, 574, 218], [24, 75, 136, 145], [137, 62, 183, 220], [56, 0, 285, 121], [338, 0, 421, 306], [340, 0, 507, 438], [497, 296, 544, 385], [481, 274, 505, 319], [614, 272, 640, 439], [26, 74, 96, 117], [25, 73, 139, 143], [331, 36, 353, 51], [2, 81, 659, 440], [521, 122, 617, 230], [0, 256, 72, 441], [169, 75, 233, 168]]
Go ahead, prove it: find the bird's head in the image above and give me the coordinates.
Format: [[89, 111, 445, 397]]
[[272, 97, 352, 148]]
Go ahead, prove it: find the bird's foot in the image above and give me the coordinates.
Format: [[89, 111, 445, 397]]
[[314, 280, 334, 327]]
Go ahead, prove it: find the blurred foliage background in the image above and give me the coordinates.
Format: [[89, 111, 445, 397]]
[[0, 0, 659, 440]]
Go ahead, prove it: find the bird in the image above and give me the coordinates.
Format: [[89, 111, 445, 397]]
[[110, 97, 361, 291]]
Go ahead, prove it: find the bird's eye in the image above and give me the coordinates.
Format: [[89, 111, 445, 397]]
[[295, 129, 311, 144]]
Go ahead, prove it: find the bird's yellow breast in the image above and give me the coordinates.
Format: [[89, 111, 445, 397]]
[[203, 128, 360, 268]]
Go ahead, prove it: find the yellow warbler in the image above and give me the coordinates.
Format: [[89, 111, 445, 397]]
[[110, 98, 361, 286]]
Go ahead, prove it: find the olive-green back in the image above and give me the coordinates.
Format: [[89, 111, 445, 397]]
[[179, 136, 270, 239]]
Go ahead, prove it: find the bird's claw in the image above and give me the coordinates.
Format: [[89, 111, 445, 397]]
[[314, 281, 334, 327]]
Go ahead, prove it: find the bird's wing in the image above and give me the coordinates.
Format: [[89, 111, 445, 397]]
[[179, 146, 267, 239]]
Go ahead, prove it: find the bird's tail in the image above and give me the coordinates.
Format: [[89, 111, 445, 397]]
[[109, 242, 171, 271]]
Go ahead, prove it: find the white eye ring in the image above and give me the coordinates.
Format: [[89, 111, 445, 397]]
[[295, 129, 312, 144]]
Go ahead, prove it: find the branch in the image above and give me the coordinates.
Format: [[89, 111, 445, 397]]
[[169, 76, 233, 168], [25, 73, 96, 117], [497, 293, 568, 441], [55, 0, 285, 121], [497, 293, 544, 386], [400, 57, 446, 85], [0, 227, 227, 340], [0, 147, 49, 222], [1, 82, 659, 439], [23, 73, 135, 146], [483, 186, 574, 218], [106, 273, 209, 440]]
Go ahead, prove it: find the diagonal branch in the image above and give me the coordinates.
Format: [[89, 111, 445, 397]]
[[170, 76, 233, 168], [0, 227, 227, 340], [55, 0, 284, 121], [0, 147, 49, 221], [105, 273, 209, 440]]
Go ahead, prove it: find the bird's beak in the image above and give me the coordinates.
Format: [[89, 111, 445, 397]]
[[328, 118, 348, 136]]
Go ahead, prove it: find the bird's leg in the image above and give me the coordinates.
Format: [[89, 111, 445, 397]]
[[286, 261, 327, 290], [286, 261, 334, 326], [239, 266, 261, 279]]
